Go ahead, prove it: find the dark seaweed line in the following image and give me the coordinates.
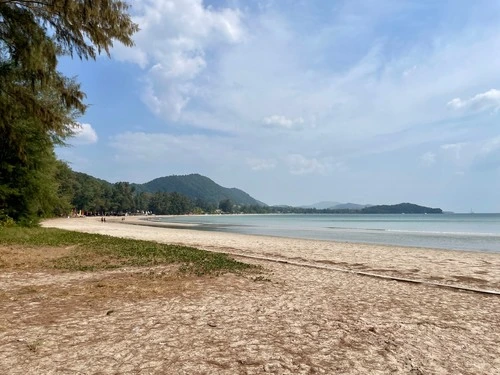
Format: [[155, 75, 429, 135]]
[[211, 250, 500, 296]]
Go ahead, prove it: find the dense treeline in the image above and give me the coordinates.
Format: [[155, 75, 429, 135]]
[[0, 1, 137, 225], [236, 204, 443, 215], [59, 170, 195, 216], [236, 206, 358, 214], [360, 203, 442, 214]]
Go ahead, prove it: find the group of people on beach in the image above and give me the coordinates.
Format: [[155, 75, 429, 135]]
[[100, 216, 126, 222]]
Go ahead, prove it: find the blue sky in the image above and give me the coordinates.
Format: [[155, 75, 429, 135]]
[[58, 0, 500, 212]]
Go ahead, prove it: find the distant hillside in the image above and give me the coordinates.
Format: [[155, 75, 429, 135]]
[[361, 203, 442, 214], [135, 174, 265, 206], [300, 201, 340, 209], [331, 203, 370, 210], [73, 171, 112, 188], [300, 201, 370, 210]]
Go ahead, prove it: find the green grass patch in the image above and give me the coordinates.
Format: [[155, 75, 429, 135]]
[[0, 227, 254, 275]]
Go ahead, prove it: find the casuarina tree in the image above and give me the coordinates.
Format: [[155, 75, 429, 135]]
[[0, 0, 138, 224]]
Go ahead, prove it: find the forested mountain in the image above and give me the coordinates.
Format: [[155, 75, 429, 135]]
[[135, 174, 265, 206], [361, 203, 442, 214]]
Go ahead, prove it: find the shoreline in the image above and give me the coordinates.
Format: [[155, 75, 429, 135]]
[[59, 214, 491, 254], [128, 214, 500, 254], [42, 216, 500, 293]]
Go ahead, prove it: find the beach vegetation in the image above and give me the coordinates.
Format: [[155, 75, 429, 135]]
[[219, 198, 233, 214], [0, 226, 254, 275]]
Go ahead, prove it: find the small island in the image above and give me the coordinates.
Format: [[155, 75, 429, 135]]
[[360, 203, 443, 214]]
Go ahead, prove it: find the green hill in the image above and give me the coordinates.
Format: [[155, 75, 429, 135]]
[[134, 174, 265, 206], [361, 203, 442, 214]]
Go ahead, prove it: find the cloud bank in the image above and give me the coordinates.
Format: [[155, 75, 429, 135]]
[[115, 0, 245, 120], [71, 123, 98, 145], [447, 89, 500, 112]]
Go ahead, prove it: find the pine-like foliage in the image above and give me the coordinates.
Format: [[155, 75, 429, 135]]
[[0, 0, 138, 224], [0, 0, 138, 134]]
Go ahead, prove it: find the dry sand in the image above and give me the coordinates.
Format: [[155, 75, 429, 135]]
[[0, 216, 499, 374]]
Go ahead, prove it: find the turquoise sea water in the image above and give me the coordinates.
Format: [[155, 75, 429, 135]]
[[153, 214, 500, 253]]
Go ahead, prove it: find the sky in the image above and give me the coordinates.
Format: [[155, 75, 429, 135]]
[[57, 0, 500, 213]]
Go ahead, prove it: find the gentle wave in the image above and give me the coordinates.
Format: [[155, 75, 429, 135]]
[[385, 229, 500, 237], [327, 226, 386, 232], [327, 226, 500, 237]]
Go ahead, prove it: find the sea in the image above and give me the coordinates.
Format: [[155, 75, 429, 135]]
[[154, 213, 500, 253]]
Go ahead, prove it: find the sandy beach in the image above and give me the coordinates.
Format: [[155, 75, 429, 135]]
[[1, 216, 499, 374]]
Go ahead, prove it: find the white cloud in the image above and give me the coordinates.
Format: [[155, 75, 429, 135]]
[[420, 151, 436, 166], [480, 136, 500, 155], [417, 137, 500, 174], [246, 158, 277, 171], [441, 143, 465, 160], [114, 0, 245, 120], [70, 123, 98, 144], [285, 154, 330, 175], [468, 135, 500, 172], [447, 89, 500, 112], [141, 77, 192, 119], [440, 143, 464, 150], [263, 115, 304, 129]]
